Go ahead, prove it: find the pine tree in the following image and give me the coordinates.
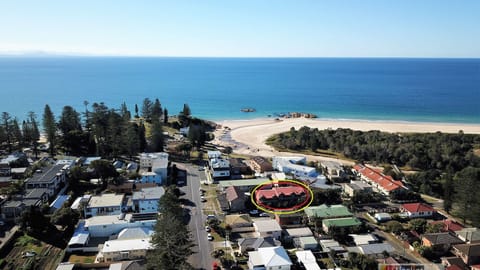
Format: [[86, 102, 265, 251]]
[[59, 106, 82, 135], [454, 167, 480, 226], [11, 118, 22, 148], [149, 119, 164, 152], [120, 102, 131, 121], [125, 123, 141, 157], [147, 188, 194, 270], [22, 120, 31, 147], [135, 104, 139, 118], [1, 112, 12, 152], [42, 104, 57, 156], [178, 104, 191, 127], [27, 111, 40, 158], [142, 98, 154, 121], [59, 106, 84, 155], [152, 98, 163, 121], [443, 173, 454, 213], [138, 122, 147, 153], [163, 108, 168, 124]]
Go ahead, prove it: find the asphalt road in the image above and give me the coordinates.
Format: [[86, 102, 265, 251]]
[[178, 162, 214, 270]]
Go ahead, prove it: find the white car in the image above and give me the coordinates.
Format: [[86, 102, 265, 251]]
[[259, 212, 269, 217], [205, 226, 211, 232], [22, 251, 36, 258], [207, 233, 214, 241], [201, 196, 207, 202]]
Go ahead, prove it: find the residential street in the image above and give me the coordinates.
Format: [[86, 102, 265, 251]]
[[177, 162, 214, 270]]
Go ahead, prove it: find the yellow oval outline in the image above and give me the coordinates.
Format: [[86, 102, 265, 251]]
[[250, 179, 314, 215]]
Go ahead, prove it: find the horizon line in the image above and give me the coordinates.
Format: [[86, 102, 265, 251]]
[[0, 51, 479, 60]]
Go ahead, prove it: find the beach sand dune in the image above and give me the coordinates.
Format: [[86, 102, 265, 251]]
[[213, 118, 480, 165]]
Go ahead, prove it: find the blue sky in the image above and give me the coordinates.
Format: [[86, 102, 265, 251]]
[[0, 0, 479, 57]]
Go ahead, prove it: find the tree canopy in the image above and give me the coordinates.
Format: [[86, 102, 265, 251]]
[[148, 187, 194, 270], [42, 104, 56, 156]]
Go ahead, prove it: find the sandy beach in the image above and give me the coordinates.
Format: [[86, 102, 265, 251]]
[[212, 118, 480, 165]]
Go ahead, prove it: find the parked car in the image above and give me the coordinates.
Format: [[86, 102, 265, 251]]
[[205, 226, 211, 232], [249, 209, 259, 215], [201, 196, 207, 202], [22, 251, 36, 258], [259, 212, 269, 217], [207, 233, 214, 241], [207, 214, 216, 220]]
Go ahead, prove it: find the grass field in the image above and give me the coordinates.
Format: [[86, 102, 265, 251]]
[[67, 253, 97, 264]]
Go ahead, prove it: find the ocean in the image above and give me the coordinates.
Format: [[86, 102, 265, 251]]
[[0, 57, 479, 123]]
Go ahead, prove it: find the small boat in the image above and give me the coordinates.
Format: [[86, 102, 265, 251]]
[[240, 107, 256, 112]]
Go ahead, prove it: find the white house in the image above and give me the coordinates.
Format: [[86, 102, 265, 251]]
[[297, 236, 318, 250], [253, 219, 282, 240], [374, 213, 392, 223], [272, 156, 317, 177], [66, 221, 91, 252], [347, 243, 395, 255], [320, 161, 344, 181], [84, 214, 156, 237], [349, 234, 378, 246], [84, 193, 124, 218], [139, 152, 168, 184], [285, 227, 313, 239], [401, 203, 436, 218], [71, 195, 92, 210], [342, 181, 373, 197], [96, 238, 153, 262], [210, 158, 230, 179], [132, 186, 165, 213], [116, 227, 154, 240], [248, 246, 292, 270], [296, 250, 321, 270], [319, 239, 345, 253], [207, 150, 222, 159]]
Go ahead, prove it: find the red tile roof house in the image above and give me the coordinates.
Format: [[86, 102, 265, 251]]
[[429, 219, 465, 233], [255, 186, 306, 210], [401, 203, 436, 218], [352, 164, 405, 195]]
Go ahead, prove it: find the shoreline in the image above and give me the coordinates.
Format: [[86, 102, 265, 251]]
[[209, 116, 480, 126], [214, 117, 480, 133], [211, 117, 480, 165]]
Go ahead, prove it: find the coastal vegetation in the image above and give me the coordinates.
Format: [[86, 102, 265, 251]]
[[0, 98, 213, 160], [267, 126, 480, 225]]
